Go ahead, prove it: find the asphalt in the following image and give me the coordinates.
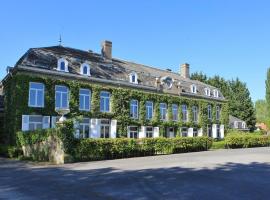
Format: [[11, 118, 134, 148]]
[[1, 147, 270, 200]]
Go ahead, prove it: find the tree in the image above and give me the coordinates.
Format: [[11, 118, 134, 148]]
[[255, 100, 268, 123], [265, 68, 270, 118], [191, 72, 256, 131]]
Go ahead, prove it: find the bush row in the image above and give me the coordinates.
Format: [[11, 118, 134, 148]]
[[75, 137, 213, 161], [225, 132, 270, 148]]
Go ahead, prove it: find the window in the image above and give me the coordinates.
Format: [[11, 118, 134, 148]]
[[216, 106, 221, 120], [129, 126, 138, 138], [80, 63, 90, 76], [57, 58, 68, 72], [191, 84, 197, 94], [181, 127, 188, 137], [29, 115, 43, 131], [28, 82, 44, 107], [213, 89, 219, 98], [130, 100, 138, 119], [207, 124, 212, 137], [22, 115, 50, 131], [166, 127, 175, 138], [79, 89, 91, 111], [129, 72, 138, 84], [100, 119, 110, 138], [193, 128, 198, 137], [146, 127, 153, 138], [146, 101, 153, 120], [182, 104, 188, 122], [217, 124, 220, 138], [172, 104, 178, 121], [192, 106, 198, 123], [160, 103, 167, 121], [205, 88, 211, 96], [55, 85, 69, 109], [100, 91, 110, 112], [79, 118, 90, 138], [208, 105, 212, 120]]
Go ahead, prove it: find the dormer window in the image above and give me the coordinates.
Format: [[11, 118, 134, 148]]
[[57, 58, 69, 72], [191, 84, 197, 94], [204, 88, 211, 96], [129, 72, 138, 84], [213, 89, 219, 98], [80, 63, 90, 76]]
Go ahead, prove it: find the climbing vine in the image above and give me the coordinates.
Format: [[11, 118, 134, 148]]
[[3, 72, 229, 144]]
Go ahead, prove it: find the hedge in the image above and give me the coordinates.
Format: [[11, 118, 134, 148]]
[[75, 137, 213, 161], [225, 132, 270, 148]]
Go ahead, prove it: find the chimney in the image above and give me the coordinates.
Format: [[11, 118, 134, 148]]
[[180, 63, 190, 79], [101, 40, 112, 60]]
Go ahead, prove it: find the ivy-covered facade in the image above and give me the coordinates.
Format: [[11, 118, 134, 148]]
[[1, 41, 229, 145]]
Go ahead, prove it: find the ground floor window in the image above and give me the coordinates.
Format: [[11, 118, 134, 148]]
[[217, 124, 220, 138], [166, 127, 175, 138], [22, 115, 50, 131], [79, 118, 90, 138], [146, 127, 153, 138], [207, 124, 212, 137], [129, 126, 138, 138], [29, 115, 43, 131], [181, 127, 188, 137], [100, 119, 110, 138], [193, 128, 198, 137]]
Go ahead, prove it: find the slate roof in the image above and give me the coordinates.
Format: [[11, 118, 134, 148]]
[[14, 45, 225, 101]]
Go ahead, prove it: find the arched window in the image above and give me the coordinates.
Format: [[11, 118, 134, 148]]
[[129, 72, 138, 84], [208, 105, 212, 120], [80, 63, 90, 76], [213, 89, 219, 98], [57, 58, 68, 72], [204, 88, 211, 96]]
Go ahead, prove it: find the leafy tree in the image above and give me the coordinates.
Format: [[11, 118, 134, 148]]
[[255, 100, 268, 123], [265, 68, 270, 117], [191, 73, 256, 131]]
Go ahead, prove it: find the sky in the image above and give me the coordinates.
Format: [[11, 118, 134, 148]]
[[0, 0, 269, 102]]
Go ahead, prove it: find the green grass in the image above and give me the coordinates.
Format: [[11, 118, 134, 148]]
[[211, 140, 226, 149]]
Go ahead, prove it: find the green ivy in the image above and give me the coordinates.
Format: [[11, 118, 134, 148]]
[[3, 73, 229, 144]]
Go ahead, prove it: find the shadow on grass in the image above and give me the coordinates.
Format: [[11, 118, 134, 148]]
[[0, 157, 270, 200]]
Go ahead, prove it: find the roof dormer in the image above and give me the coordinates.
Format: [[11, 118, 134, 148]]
[[80, 63, 91, 76], [213, 89, 219, 98], [129, 72, 138, 84], [204, 88, 211, 96], [191, 84, 197, 94], [57, 58, 69, 72]]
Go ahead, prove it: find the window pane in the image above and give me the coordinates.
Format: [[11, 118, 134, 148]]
[[100, 98, 104, 111], [62, 93, 68, 108], [55, 93, 61, 108], [37, 90, 43, 106], [29, 90, 36, 106], [79, 95, 84, 110], [83, 66, 88, 74], [105, 98, 110, 111], [85, 96, 90, 110], [60, 62, 65, 70]]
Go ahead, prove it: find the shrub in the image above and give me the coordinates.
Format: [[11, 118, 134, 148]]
[[225, 131, 270, 148], [7, 146, 23, 158], [75, 136, 213, 162], [211, 140, 226, 149]]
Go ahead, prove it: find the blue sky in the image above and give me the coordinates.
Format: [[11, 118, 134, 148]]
[[0, 0, 269, 102]]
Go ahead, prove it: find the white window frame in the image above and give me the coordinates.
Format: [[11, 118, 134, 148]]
[[146, 101, 153, 120], [129, 126, 138, 138], [182, 104, 188, 122], [204, 88, 211, 96], [207, 105, 212, 120], [172, 104, 178, 121], [79, 118, 90, 138], [130, 99, 139, 119], [28, 82, 45, 108], [129, 72, 138, 84], [191, 84, 197, 94], [79, 89, 91, 111], [100, 91, 111, 113], [57, 58, 69, 72], [146, 126, 153, 138], [181, 127, 188, 137], [100, 119, 110, 138], [80, 63, 91, 76], [213, 89, 219, 98], [192, 106, 198, 123], [55, 85, 69, 109], [160, 103, 167, 121]]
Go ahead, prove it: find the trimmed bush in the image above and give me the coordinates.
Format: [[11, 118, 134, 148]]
[[225, 131, 270, 148], [75, 137, 213, 161]]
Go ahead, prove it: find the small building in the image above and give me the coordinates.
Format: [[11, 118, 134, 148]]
[[229, 115, 249, 131]]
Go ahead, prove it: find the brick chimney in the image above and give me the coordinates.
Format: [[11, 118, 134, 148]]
[[101, 40, 112, 60], [180, 63, 190, 79]]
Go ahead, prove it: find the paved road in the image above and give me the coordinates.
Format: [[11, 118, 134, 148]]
[[1, 147, 270, 200]]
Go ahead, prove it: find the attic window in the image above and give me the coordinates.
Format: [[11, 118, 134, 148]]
[[57, 58, 69, 72], [191, 84, 197, 94], [213, 89, 219, 98], [204, 88, 211, 96], [129, 72, 138, 84], [80, 63, 90, 76]]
